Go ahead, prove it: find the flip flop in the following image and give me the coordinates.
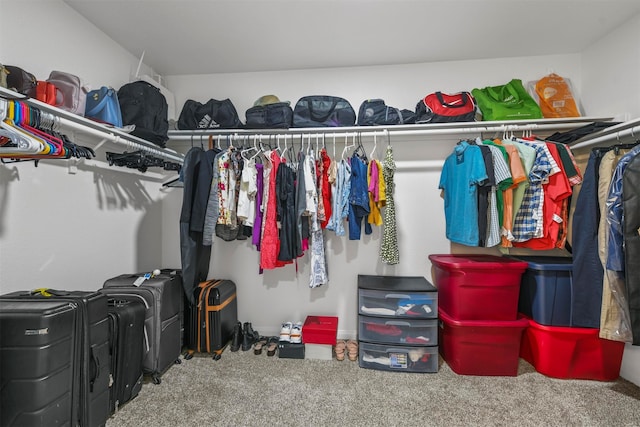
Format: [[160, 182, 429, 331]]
[[253, 338, 268, 355], [266, 337, 279, 357], [334, 339, 347, 361], [346, 339, 358, 362]]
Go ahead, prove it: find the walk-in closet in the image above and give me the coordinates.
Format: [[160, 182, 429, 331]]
[[2, 1, 640, 425]]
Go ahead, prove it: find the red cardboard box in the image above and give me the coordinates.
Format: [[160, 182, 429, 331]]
[[302, 316, 338, 345], [520, 317, 625, 381]]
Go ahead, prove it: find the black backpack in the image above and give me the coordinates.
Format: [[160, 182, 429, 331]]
[[117, 81, 169, 147], [177, 99, 243, 130]]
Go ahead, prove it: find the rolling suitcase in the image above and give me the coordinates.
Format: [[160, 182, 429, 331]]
[[185, 279, 237, 360], [101, 269, 183, 384], [107, 299, 145, 413], [0, 290, 111, 427]]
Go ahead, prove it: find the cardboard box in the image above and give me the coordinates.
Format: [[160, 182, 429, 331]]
[[302, 316, 338, 345], [304, 343, 333, 360], [278, 342, 305, 359]]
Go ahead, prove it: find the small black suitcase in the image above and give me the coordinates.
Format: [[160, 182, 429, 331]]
[[101, 269, 183, 384], [107, 299, 145, 413], [0, 289, 111, 427], [184, 279, 237, 360]]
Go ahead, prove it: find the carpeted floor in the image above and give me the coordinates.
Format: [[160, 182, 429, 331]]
[[106, 350, 640, 427]]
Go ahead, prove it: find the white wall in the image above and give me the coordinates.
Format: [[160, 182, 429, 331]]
[[581, 12, 640, 387], [0, 0, 169, 294], [163, 54, 583, 341]]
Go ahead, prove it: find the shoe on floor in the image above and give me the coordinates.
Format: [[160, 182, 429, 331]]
[[289, 321, 303, 344], [279, 321, 293, 342], [242, 322, 257, 351], [230, 322, 243, 352]]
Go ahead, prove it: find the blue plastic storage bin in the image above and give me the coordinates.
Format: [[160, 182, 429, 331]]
[[511, 256, 573, 326]]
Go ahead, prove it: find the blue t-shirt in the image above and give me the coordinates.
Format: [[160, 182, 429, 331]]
[[439, 142, 488, 246]]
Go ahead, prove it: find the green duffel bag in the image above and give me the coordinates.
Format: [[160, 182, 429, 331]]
[[471, 79, 543, 121]]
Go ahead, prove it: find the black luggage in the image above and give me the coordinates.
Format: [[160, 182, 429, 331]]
[[107, 299, 145, 413], [184, 279, 237, 360], [0, 290, 111, 427], [101, 269, 183, 384]]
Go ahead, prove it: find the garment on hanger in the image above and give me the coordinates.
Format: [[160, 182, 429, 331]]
[[179, 146, 214, 304], [439, 140, 488, 246], [622, 152, 640, 345], [348, 153, 371, 240], [380, 145, 399, 264]]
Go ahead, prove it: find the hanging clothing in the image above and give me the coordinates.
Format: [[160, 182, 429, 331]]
[[202, 149, 225, 246], [295, 151, 309, 255], [326, 159, 351, 236], [179, 147, 214, 304], [512, 141, 553, 242], [622, 153, 640, 345], [237, 157, 257, 227], [598, 148, 632, 341], [276, 162, 297, 263], [513, 142, 572, 250], [307, 151, 328, 288], [319, 148, 332, 229], [348, 153, 372, 240], [260, 151, 283, 270], [477, 145, 495, 247], [438, 141, 488, 246], [481, 144, 512, 247], [605, 145, 640, 343], [252, 162, 265, 250], [380, 145, 399, 264], [367, 159, 385, 226]]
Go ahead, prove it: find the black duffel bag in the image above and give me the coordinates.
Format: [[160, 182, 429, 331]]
[[245, 102, 293, 129], [357, 99, 406, 126], [177, 98, 243, 130], [292, 95, 356, 127]]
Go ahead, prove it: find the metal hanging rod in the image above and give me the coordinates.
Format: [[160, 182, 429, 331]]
[[167, 117, 609, 142], [0, 87, 184, 164], [571, 117, 640, 150]]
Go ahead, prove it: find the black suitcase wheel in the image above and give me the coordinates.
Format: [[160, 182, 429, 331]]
[[175, 358, 182, 364], [184, 353, 194, 360], [213, 354, 221, 361], [152, 375, 161, 385]]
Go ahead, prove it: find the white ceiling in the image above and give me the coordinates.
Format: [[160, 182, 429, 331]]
[[63, 0, 640, 76]]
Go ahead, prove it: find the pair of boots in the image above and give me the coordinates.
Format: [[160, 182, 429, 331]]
[[231, 321, 259, 352]]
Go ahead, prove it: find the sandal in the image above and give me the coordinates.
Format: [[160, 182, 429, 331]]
[[346, 339, 358, 362], [266, 337, 279, 357], [334, 339, 346, 361], [253, 338, 268, 355]]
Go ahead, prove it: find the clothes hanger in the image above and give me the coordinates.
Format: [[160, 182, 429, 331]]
[[369, 133, 377, 160]]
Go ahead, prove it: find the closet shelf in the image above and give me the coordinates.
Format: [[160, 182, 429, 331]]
[[571, 117, 640, 150], [0, 87, 185, 165], [166, 117, 612, 143]]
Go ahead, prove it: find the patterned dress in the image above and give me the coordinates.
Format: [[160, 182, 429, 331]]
[[380, 145, 399, 265]]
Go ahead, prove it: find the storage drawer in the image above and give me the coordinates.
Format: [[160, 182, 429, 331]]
[[358, 289, 437, 319], [358, 316, 438, 346], [358, 342, 438, 373]]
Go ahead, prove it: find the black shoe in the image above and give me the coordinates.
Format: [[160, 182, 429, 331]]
[[230, 322, 243, 352], [242, 322, 257, 351]]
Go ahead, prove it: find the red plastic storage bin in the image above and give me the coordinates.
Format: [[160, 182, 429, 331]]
[[520, 317, 625, 381], [302, 316, 338, 345], [438, 308, 529, 376], [429, 254, 528, 320]]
